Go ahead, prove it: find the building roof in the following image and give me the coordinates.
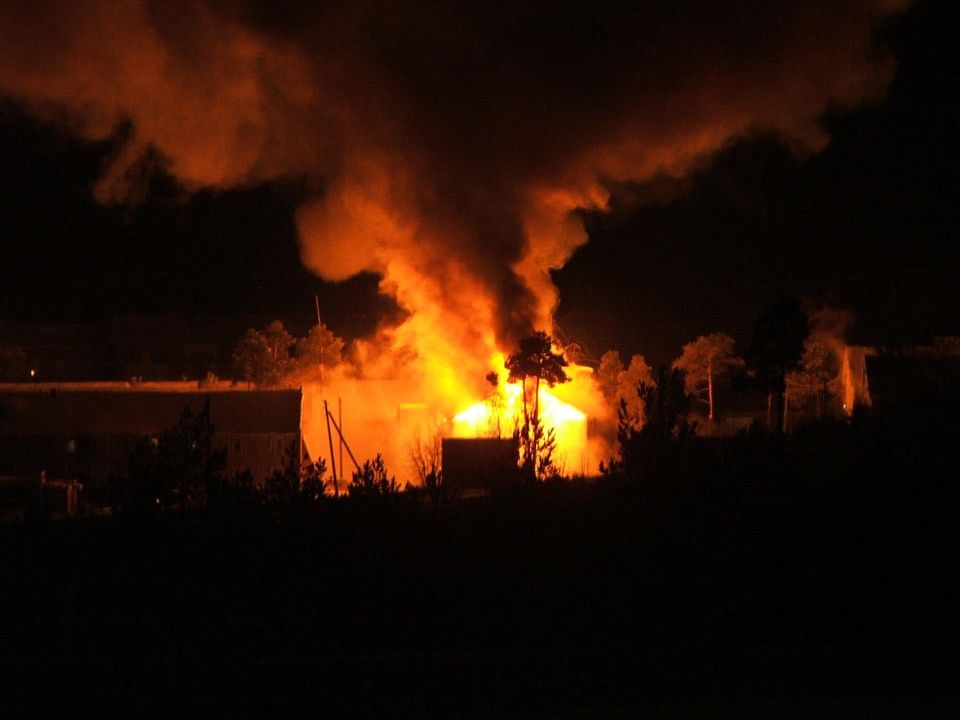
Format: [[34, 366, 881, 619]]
[[0, 384, 301, 436]]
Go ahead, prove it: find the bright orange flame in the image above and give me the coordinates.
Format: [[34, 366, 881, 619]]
[[453, 383, 590, 476]]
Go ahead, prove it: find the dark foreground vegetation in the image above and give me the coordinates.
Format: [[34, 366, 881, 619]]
[[2, 399, 960, 718]]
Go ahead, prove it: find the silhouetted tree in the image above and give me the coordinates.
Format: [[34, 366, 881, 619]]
[[123, 401, 226, 513], [482, 370, 506, 437], [296, 322, 344, 382], [635, 366, 697, 443], [262, 442, 328, 510], [505, 331, 569, 479], [786, 307, 852, 420], [673, 333, 743, 421], [506, 332, 569, 426], [748, 297, 808, 433], [409, 426, 442, 486], [604, 365, 696, 477], [232, 328, 272, 387], [159, 401, 226, 510], [263, 320, 295, 370], [409, 427, 449, 510], [787, 335, 841, 420], [597, 351, 654, 429], [596, 350, 624, 406], [617, 354, 655, 428], [232, 320, 296, 387], [204, 468, 259, 516], [349, 454, 400, 497]]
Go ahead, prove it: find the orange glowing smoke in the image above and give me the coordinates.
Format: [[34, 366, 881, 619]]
[[0, 4, 913, 350], [0, 1, 914, 479]]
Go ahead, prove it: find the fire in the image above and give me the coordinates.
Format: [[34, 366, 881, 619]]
[[453, 382, 590, 477], [299, 358, 602, 486], [0, 0, 910, 486]]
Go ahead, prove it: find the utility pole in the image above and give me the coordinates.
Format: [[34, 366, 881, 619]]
[[324, 399, 338, 496]]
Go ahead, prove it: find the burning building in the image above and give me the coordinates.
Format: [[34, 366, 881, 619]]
[[300, 367, 598, 487], [0, 1, 914, 482], [452, 383, 590, 477]]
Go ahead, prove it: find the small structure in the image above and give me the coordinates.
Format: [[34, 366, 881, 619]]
[[863, 340, 960, 410], [452, 386, 589, 476], [441, 437, 519, 493]]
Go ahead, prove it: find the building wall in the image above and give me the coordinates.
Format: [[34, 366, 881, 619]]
[[0, 385, 302, 488], [441, 437, 519, 491], [0, 432, 298, 486], [218, 432, 300, 482]]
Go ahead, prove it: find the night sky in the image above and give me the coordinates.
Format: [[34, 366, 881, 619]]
[[556, 0, 960, 363], [1, 0, 958, 366], [0, 105, 396, 339]]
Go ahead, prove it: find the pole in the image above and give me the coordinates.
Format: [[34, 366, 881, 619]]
[[327, 410, 361, 473], [338, 397, 343, 478], [324, 399, 339, 496]]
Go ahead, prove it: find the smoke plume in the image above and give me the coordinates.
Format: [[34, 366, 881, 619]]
[[0, 0, 911, 399]]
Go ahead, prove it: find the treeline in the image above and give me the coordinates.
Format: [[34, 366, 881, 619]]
[[231, 319, 344, 387], [593, 299, 856, 436]]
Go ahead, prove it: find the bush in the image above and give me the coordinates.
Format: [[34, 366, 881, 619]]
[[348, 455, 400, 497]]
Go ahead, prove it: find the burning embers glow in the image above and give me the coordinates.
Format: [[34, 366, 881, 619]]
[[453, 383, 589, 476]]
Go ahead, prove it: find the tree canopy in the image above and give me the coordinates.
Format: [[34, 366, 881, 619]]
[[785, 307, 852, 419], [505, 331, 569, 389], [296, 322, 345, 380], [232, 320, 345, 387], [505, 331, 569, 480], [673, 333, 742, 421], [232, 327, 275, 387], [748, 297, 809, 432], [597, 350, 654, 428]]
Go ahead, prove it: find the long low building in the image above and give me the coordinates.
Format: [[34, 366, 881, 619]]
[[0, 382, 302, 486]]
